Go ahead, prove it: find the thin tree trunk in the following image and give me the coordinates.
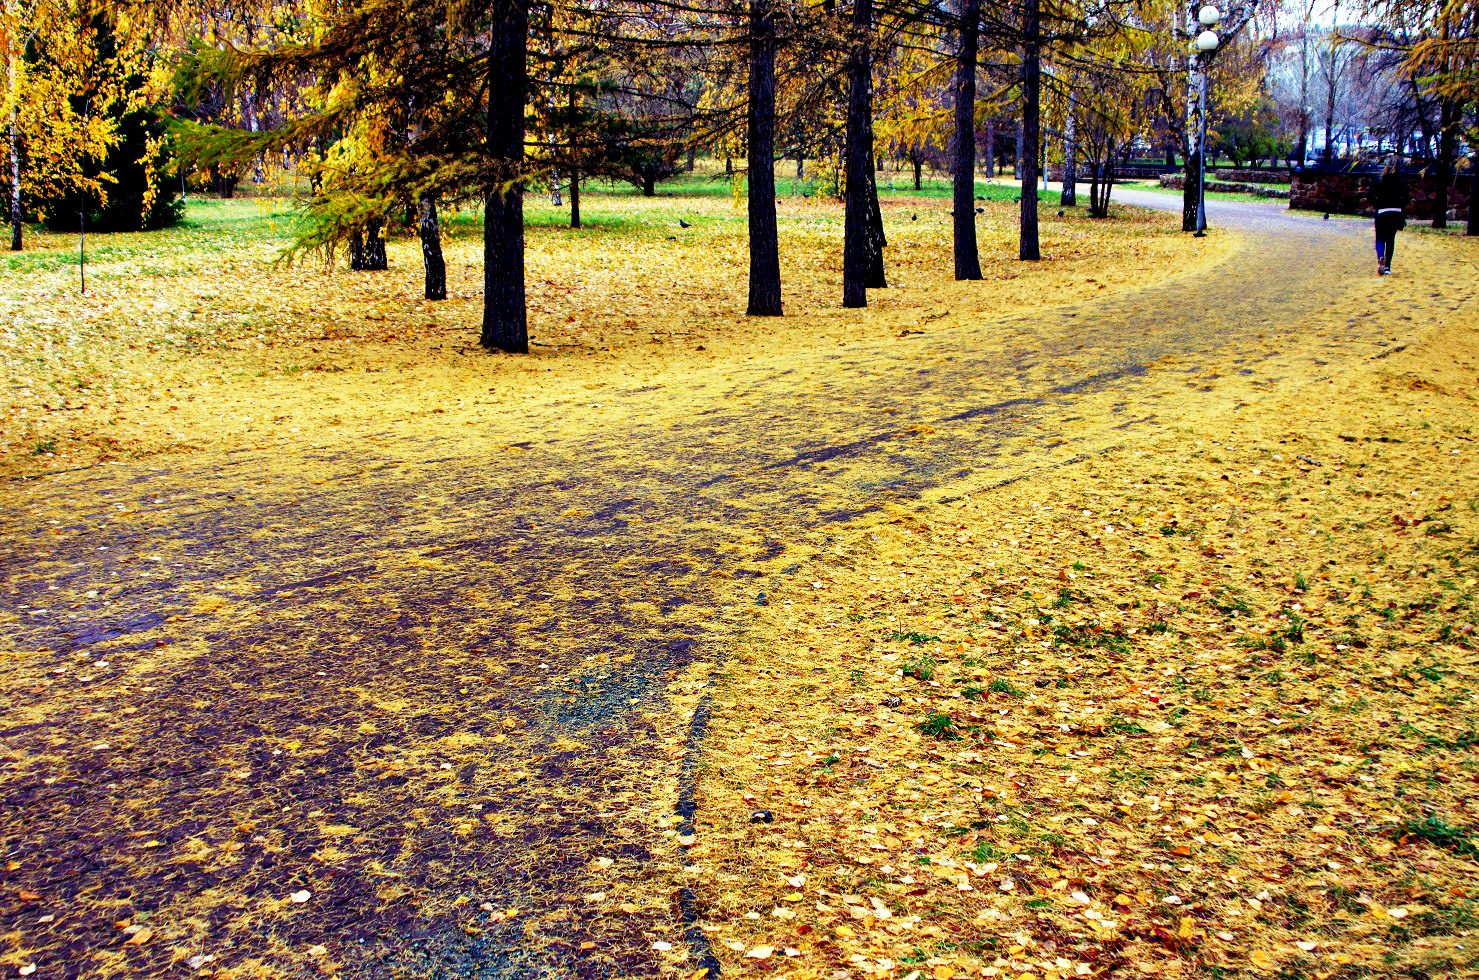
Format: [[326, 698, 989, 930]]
[[984, 119, 996, 177], [1018, 0, 1041, 261], [8, 40, 20, 253], [1014, 121, 1024, 179], [1100, 148, 1118, 216], [747, 0, 782, 316], [568, 87, 581, 229], [8, 103, 20, 252], [364, 219, 388, 270], [481, 0, 529, 353], [1323, 80, 1335, 163], [913, 156, 922, 190], [1182, 51, 1204, 231], [1297, 20, 1311, 164], [1434, 97, 1456, 230], [865, 163, 887, 288], [842, 0, 875, 307], [1468, 156, 1476, 236], [952, 0, 982, 281], [349, 229, 365, 270], [1061, 101, 1077, 208], [418, 195, 446, 300], [796, 153, 805, 180]]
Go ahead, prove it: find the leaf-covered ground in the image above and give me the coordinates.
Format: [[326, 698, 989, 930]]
[[692, 238, 1479, 978], [3, 176, 1475, 979], [1, 171, 1204, 479]]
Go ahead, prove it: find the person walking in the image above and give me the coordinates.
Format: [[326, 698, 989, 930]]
[[1369, 162, 1408, 276]]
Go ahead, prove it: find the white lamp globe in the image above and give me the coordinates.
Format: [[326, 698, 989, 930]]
[[1198, 5, 1221, 25], [1195, 29, 1220, 51]]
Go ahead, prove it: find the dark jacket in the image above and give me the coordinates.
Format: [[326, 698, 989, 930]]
[[1370, 173, 1409, 212]]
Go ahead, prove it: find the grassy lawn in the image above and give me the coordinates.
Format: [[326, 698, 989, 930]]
[[1122, 179, 1287, 204]]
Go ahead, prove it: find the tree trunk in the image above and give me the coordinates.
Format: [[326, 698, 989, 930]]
[[841, 0, 875, 308], [642, 175, 656, 197], [1322, 82, 1335, 163], [1018, 0, 1040, 261], [865, 164, 887, 288], [1182, 46, 1205, 232], [952, 0, 981, 281], [1434, 97, 1456, 230], [1061, 102, 1077, 208], [985, 119, 996, 177], [1014, 122, 1024, 180], [796, 153, 805, 180], [568, 87, 581, 229], [8, 100, 20, 252], [363, 219, 388, 270], [747, 0, 782, 316], [913, 156, 922, 190], [418, 195, 447, 301], [1098, 150, 1117, 217], [349, 229, 366, 270], [481, 0, 529, 354], [686, 146, 696, 171], [1468, 157, 1477, 236]]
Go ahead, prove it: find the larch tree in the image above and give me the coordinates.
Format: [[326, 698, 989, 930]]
[[3, 0, 159, 251], [954, 0, 983, 278], [747, 0, 783, 315], [1017, 0, 1041, 259]]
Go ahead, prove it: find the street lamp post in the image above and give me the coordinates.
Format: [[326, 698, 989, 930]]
[[1192, 8, 1221, 235], [1193, 5, 1220, 237]]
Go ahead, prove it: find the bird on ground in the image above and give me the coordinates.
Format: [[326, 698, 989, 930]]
[[678, 219, 692, 228], [975, 207, 984, 214], [1322, 213, 1330, 220], [911, 213, 917, 221], [1057, 209, 1065, 217]]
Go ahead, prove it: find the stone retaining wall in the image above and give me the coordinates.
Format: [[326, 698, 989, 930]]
[[1214, 169, 1291, 184], [1289, 171, 1472, 221], [1158, 174, 1290, 199]]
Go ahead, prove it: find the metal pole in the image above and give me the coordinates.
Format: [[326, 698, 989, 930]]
[[1195, 62, 1208, 236]]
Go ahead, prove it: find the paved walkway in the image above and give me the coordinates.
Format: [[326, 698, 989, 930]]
[[0, 199, 1431, 977]]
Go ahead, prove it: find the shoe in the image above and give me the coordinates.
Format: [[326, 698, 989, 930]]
[[1380, 266, 1391, 276]]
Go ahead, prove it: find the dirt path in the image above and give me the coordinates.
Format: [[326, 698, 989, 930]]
[[2, 206, 1473, 978]]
